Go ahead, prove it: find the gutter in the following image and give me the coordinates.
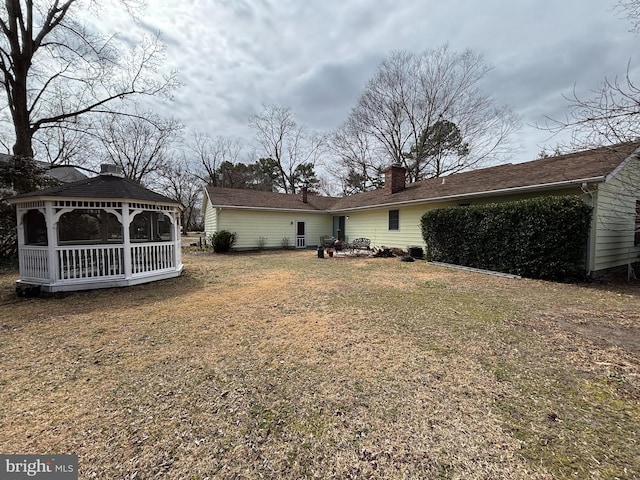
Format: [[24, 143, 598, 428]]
[[328, 176, 606, 213], [208, 205, 328, 214]]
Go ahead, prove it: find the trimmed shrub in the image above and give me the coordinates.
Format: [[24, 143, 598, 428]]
[[421, 196, 592, 281], [210, 230, 237, 253]]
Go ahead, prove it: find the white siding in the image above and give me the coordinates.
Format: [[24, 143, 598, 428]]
[[218, 209, 332, 249], [593, 158, 640, 272], [202, 192, 218, 239], [344, 205, 429, 249]]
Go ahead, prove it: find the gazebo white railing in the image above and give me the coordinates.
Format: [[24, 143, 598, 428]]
[[18, 246, 49, 282], [57, 244, 125, 281], [19, 242, 179, 286]]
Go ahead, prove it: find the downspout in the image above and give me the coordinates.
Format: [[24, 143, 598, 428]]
[[581, 182, 595, 277]]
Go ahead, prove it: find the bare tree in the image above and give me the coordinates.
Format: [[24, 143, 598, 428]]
[[249, 104, 325, 194], [328, 116, 385, 193], [34, 117, 94, 165], [187, 132, 242, 185], [348, 46, 520, 182], [93, 106, 183, 184], [617, 0, 640, 32], [0, 0, 178, 161], [543, 1, 640, 148], [545, 64, 640, 148], [156, 154, 202, 232]]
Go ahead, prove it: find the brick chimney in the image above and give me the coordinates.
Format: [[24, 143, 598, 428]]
[[384, 164, 406, 195], [301, 186, 308, 203]]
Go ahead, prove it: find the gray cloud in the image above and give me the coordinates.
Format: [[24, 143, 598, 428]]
[[118, 0, 640, 163]]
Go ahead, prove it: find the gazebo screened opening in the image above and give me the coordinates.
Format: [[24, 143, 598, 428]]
[[24, 209, 47, 245], [57, 209, 123, 244]]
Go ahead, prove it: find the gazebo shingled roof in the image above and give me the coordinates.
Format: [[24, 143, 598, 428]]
[[11, 174, 179, 205]]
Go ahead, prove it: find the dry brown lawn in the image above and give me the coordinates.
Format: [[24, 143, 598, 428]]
[[1, 250, 639, 479]]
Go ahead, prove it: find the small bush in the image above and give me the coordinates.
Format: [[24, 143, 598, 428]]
[[281, 237, 291, 249], [257, 237, 267, 250], [210, 230, 237, 253]]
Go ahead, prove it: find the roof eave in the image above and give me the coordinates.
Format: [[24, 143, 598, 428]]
[[329, 176, 605, 213], [209, 205, 329, 213]]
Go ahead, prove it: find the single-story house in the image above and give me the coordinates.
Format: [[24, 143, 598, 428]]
[[203, 142, 640, 277]]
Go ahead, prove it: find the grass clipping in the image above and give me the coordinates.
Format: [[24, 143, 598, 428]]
[[1, 250, 639, 479]]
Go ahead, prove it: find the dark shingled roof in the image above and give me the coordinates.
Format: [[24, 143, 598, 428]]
[[205, 143, 640, 213], [10, 174, 179, 205], [0, 154, 88, 183], [36, 161, 88, 183], [205, 186, 340, 211]]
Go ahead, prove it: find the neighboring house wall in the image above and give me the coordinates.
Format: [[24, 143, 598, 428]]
[[592, 158, 640, 273], [215, 208, 332, 249]]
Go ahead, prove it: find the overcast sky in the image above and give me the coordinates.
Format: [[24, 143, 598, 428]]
[[125, 0, 638, 165]]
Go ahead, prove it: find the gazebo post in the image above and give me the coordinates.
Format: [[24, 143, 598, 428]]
[[122, 202, 132, 280], [16, 208, 25, 248], [45, 201, 57, 284], [174, 213, 182, 269]]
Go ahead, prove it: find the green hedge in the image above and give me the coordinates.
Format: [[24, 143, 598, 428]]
[[421, 196, 592, 281]]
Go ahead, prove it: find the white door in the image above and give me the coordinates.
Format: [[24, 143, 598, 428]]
[[296, 221, 306, 248]]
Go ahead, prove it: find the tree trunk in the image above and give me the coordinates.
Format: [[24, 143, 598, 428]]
[[10, 52, 34, 159]]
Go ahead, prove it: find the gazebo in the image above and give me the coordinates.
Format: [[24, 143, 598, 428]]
[[7, 165, 183, 293]]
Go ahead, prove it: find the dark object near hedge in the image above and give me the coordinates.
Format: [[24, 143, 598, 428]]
[[211, 230, 237, 253], [421, 196, 592, 281]]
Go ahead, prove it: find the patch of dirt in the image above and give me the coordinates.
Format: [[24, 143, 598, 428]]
[[555, 317, 640, 355]]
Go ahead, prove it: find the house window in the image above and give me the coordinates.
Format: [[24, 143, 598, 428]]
[[635, 200, 640, 246], [388, 209, 399, 231]]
